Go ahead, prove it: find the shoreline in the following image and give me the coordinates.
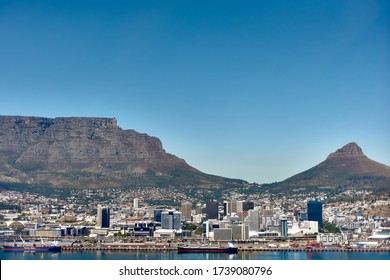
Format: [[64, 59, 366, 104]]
[[60, 245, 390, 253]]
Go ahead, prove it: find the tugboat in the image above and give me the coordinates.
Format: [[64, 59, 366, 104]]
[[178, 241, 238, 254], [2, 236, 61, 252]]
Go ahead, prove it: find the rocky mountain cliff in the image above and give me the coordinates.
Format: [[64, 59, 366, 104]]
[[0, 116, 244, 189], [267, 142, 390, 192]]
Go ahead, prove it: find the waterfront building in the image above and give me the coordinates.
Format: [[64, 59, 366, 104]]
[[229, 223, 249, 241], [281, 216, 288, 237], [97, 205, 110, 229], [288, 220, 319, 235], [257, 231, 279, 238], [161, 211, 181, 230], [213, 228, 233, 241], [317, 233, 343, 246], [307, 200, 323, 227], [29, 228, 64, 237], [244, 208, 260, 235], [134, 222, 156, 237], [63, 226, 88, 236], [368, 228, 390, 242], [153, 229, 176, 238], [203, 219, 219, 238]]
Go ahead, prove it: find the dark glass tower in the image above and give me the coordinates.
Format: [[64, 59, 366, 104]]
[[97, 205, 110, 228], [154, 209, 163, 222], [307, 200, 323, 227], [206, 201, 219, 220]]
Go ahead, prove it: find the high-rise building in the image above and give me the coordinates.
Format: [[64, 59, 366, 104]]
[[223, 201, 230, 216], [307, 200, 323, 227], [260, 208, 275, 231], [228, 223, 249, 241], [280, 216, 288, 237], [230, 199, 238, 214], [154, 209, 163, 222], [97, 205, 110, 228], [242, 201, 254, 212], [161, 211, 181, 230], [133, 198, 139, 209], [226, 200, 254, 216], [181, 202, 192, 222], [236, 201, 244, 214], [206, 201, 219, 220], [244, 208, 260, 233]]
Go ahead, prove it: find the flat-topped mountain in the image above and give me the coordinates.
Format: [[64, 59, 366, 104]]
[[268, 142, 390, 192], [0, 116, 244, 189]]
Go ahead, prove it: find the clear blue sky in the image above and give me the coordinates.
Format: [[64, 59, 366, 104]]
[[0, 0, 389, 183]]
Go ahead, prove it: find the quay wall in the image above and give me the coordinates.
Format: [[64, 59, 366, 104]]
[[61, 245, 390, 253]]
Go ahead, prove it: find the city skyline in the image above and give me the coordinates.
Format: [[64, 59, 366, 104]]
[[0, 1, 389, 184]]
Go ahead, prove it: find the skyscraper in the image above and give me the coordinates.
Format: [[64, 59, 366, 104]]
[[307, 200, 323, 227], [280, 216, 288, 237], [242, 201, 254, 212], [230, 199, 238, 214], [97, 205, 110, 228], [154, 209, 163, 222], [206, 201, 219, 220], [181, 202, 192, 222], [161, 211, 181, 230], [244, 208, 260, 232], [223, 201, 230, 216]]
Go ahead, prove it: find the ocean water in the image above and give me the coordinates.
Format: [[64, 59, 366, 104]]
[[1, 250, 389, 260]]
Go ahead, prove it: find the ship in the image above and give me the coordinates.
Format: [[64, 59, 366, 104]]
[[2, 236, 61, 252], [177, 242, 238, 254]]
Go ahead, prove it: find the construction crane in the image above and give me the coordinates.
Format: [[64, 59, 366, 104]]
[[339, 226, 349, 247]]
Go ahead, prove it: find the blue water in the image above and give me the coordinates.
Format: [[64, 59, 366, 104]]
[[1, 250, 389, 260]]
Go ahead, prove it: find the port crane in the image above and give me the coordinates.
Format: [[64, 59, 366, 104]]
[[339, 226, 349, 247]]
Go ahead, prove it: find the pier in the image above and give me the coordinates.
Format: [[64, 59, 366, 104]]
[[60, 244, 390, 253]]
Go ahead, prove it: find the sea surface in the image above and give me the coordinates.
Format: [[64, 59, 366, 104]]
[[1, 250, 389, 260]]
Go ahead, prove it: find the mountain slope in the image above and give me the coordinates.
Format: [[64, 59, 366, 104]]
[[267, 142, 390, 192], [0, 116, 245, 189]]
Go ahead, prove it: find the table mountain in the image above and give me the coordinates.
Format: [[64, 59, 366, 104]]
[[0, 116, 244, 189], [267, 142, 390, 192]]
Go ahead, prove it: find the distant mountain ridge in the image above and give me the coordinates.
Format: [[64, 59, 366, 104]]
[[267, 142, 390, 192], [0, 115, 245, 189]]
